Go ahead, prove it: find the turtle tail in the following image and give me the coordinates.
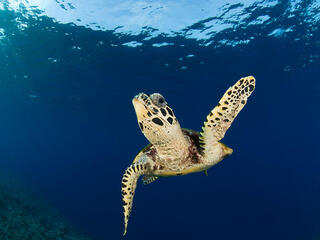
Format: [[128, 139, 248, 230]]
[[121, 162, 147, 236]]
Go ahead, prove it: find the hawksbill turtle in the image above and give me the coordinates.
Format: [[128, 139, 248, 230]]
[[121, 76, 256, 235]]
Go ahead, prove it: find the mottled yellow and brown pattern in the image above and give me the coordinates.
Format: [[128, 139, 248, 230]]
[[121, 76, 255, 235]]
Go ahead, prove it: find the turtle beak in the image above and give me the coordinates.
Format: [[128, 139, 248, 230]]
[[132, 93, 144, 107], [132, 93, 148, 121], [132, 96, 139, 105], [132, 93, 147, 105]]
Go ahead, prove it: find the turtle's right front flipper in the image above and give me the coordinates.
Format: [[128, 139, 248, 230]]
[[121, 162, 148, 236]]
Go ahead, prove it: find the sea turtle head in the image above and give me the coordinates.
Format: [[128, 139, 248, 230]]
[[132, 93, 180, 144]]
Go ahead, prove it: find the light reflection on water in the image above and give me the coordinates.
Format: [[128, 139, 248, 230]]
[[1, 0, 319, 47]]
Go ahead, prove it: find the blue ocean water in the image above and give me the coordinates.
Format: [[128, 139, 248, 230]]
[[0, 0, 320, 239]]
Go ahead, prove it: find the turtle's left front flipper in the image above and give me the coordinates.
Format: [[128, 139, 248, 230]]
[[121, 162, 148, 236], [200, 76, 255, 158]]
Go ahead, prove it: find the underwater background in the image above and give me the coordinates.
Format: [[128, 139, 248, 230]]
[[0, 0, 320, 239]]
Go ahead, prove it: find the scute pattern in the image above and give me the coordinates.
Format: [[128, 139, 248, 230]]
[[200, 76, 256, 144]]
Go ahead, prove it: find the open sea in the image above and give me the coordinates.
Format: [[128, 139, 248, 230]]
[[0, 0, 320, 239]]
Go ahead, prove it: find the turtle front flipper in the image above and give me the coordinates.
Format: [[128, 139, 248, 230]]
[[200, 76, 255, 158], [121, 162, 148, 236]]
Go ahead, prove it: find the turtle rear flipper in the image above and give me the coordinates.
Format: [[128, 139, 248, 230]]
[[200, 76, 255, 158], [142, 176, 158, 185], [121, 162, 148, 235]]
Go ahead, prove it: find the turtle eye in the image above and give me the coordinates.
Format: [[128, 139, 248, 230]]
[[158, 97, 165, 104]]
